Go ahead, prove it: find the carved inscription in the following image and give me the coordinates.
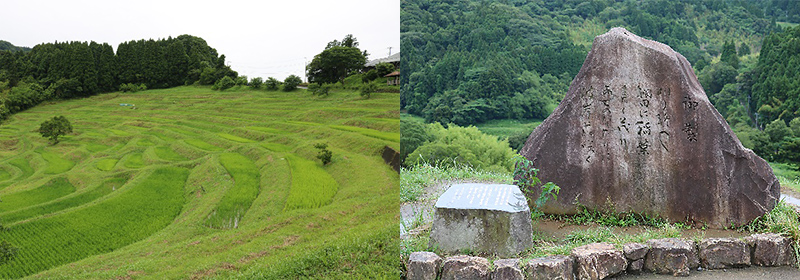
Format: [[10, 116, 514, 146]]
[[579, 83, 680, 161]]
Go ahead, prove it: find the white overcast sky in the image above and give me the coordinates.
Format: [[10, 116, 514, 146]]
[[0, 0, 400, 81]]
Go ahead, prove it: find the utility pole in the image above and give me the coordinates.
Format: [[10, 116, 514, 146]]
[[387, 47, 393, 56]]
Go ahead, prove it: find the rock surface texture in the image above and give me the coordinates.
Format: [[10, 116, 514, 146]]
[[745, 233, 796, 267], [571, 242, 626, 280], [519, 27, 779, 228], [645, 238, 699, 276], [623, 243, 648, 274], [491, 259, 524, 280], [407, 251, 442, 280], [440, 255, 490, 280], [524, 255, 575, 280], [429, 183, 532, 257], [698, 238, 750, 269]]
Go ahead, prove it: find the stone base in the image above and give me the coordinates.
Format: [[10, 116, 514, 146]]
[[429, 184, 532, 257]]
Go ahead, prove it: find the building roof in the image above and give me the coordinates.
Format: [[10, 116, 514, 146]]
[[365, 52, 400, 67], [384, 71, 400, 77]]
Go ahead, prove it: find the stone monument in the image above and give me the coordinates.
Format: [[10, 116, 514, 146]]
[[519, 27, 779, 228], [429, 183, 532, 257]]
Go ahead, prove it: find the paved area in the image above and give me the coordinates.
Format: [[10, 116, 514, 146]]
[[613, 266, 800, 279]]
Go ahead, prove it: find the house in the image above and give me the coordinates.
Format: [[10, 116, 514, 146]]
[[364, 52, 400, 71], [385, 71, 400, 86]]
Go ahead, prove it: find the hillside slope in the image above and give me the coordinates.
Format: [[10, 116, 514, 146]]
[[0, 86, 399, 279]]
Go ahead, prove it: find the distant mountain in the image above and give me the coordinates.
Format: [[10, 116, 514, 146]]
[[0, 40, 31, 52]]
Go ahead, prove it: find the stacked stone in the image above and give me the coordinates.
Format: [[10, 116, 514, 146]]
[[406, 233, 795, 280]]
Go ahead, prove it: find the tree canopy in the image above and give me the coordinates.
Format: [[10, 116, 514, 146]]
[[306, 35, 367, 84], [39, 115, 72, 144], [0, 35, 235, 122]]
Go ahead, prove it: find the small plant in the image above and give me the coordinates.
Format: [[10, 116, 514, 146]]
[[0, 240, 18, 265], [512, 155, 559, 213], [39, 115, 72, 144], [309, 83, 331, 96], [314, 143, 332, 165], [360, 83, 377, 99]]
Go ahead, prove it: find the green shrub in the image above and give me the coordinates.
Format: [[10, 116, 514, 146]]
[[375, 62, 395, 77], [360, 83, 377, 98], [249, 77, 263, 89], [400, 117, 430, 162], [213, 76, 235, 91], [314, 143, 332, 165], [235, 75, 248, 86], [119, 83, 146, 93], [38, 116, 72, 144], [405, 123, 515, 172], [309, 83, 331, 96], [265, 77, 280, 90], [283, 75, 302, 92]]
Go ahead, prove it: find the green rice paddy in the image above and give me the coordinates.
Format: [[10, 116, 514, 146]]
[[0, 86, 399, 278]]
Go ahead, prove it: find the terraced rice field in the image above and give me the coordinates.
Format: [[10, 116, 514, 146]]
[[0, 86, 399, 278]]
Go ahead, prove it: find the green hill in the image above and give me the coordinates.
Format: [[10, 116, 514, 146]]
[[0, 86, 399, 278]]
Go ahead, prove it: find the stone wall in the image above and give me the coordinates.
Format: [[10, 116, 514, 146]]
[[405, 233, 796, 280]]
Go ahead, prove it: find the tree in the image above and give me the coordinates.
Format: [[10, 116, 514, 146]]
[[249, 77, 263, 89], [790, 117, 800, 137], [283, 75, 302, 91], [39, 115, 72, 144], [720, 40, 739, 69], [765, 119, 792, 143], [376, 62, 396, 77], [314, 143, 332, 165], [307, 35, 367, 84], [738, 43, 751, 56], [265, 77, 280, 90]]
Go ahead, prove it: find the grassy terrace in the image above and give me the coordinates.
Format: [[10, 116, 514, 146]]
[[0, 86, 399, 279]]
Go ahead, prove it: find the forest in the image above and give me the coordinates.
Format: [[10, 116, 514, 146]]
[[400, 0, 800, 165], [0, 35, 236, 121]]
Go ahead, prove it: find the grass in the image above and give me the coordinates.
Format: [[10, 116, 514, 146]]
[[185, 138, 223, 151], [261, 142, 292, 153], [0, 167, 189, 278], [246, 126, 287, 134], [329, 124, 401, 142], [474, 118, 543, 139], [400, 162, 512, 202], [153, 146, 188, 161], [205, 153, 260, 229], [0, 168, 10, 181], [218, 133, 255, 143], [84, 142, 110, 152], [0, 86, 399, 278], [37, 149, 75, 174], [771, 162, 800, 193], [0, 177, 75, 213], [124, 152, 145, 169], [0, 177, 127, 224], [284, 154, 339, 211], [95, 158, 119, 171]]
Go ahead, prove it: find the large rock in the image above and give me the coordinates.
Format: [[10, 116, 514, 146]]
[[623, 243, 648, 274], [570, 242, 626, 280], [745, 233, 796, 266], [492, 259, 524, 280], [441, 255, 490, 280], [407, 251, 442, 280], [429, 183, 533, 257], [644, 238, 699, 276], [698, 238, 750, 269], [518, 27, 779, 228], [524, 255, 574, 280]]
